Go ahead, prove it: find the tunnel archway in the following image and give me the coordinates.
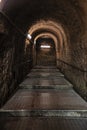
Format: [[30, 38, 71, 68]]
[[27, 20, 68, 66], [33, 33, 58, 66], [35, 37, 56, 66]]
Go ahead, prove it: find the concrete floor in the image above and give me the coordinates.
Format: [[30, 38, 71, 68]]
[[0, 66, 87, 130]]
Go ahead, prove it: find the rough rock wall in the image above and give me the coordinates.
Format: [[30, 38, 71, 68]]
[[0, 13, 32, 107], [57, 0, 87, 100]]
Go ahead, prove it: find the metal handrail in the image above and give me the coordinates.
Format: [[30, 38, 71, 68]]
[[57, 59, 87, 72]]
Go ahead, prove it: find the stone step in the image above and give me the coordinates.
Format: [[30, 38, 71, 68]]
[[31, 69, 59, 72], [2, 90, 87, 110], [34, 66, 57, 69], [20, 85, 72, 90], [19, 77, 72, 88], [0, 110, 87, 117], [27, 72, 64, 77], [1, 66, 87, 130], [0, 116, 87, 130]]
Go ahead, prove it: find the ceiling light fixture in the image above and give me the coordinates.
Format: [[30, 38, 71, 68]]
[[40, 45, 51, 49], [27, 34, 32, 40]]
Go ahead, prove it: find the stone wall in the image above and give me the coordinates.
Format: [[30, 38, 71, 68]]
[[57, 0, 87, 100], [57, 41, 87, 100], [0, 13, 33, 107]]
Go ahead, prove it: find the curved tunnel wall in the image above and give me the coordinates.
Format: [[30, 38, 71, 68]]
[[28, 20, 69, 66], [0, 0, 87, 106]]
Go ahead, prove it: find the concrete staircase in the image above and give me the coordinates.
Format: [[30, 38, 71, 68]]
[[0, 66, 87, 130]]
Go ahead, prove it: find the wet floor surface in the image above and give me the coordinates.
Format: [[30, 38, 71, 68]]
[[0, 65, 87, 130]]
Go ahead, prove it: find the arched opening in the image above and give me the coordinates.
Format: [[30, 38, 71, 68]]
[[36, 37, 56, 66], [27, 20, 68, 67]]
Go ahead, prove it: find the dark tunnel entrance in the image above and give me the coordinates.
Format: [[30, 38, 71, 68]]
[[36, 38, 56, 66]]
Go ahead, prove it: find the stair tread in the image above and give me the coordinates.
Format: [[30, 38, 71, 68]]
[[20, 77, 72, 87], [0, 117, 87, 130], [1, 66, 87, 130], [2, 90, 87, 110]]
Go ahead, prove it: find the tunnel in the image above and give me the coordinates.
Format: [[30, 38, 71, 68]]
[[35, 37, 56, 66], [0, 0, 87, 129]]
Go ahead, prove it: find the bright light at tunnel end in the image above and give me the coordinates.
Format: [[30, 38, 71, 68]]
[[27, 34, 32, 40], [40, 45, 51, 49]]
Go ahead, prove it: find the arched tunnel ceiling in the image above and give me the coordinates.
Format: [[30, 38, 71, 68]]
[[0, 0, 85, 42], [28, 20, 68, 57]]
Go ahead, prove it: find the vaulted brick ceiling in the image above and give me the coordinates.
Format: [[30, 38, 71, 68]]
[[0, 0, 84, 42]]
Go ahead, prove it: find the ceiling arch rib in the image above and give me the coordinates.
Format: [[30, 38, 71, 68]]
[[28, 20, 68, 56], [29, 20, 66, 43]]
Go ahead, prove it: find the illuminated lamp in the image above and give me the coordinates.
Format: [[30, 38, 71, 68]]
[[27, 34, 32, 40], [40, 45, 51, 49]]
